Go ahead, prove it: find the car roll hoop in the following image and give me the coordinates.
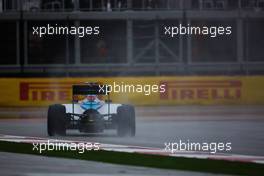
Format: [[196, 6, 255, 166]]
[[71, 82, 111, 118]]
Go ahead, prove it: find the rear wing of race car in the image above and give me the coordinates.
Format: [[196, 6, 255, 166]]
[[72, 84, 109, 95], [71, 83, 111, 116]]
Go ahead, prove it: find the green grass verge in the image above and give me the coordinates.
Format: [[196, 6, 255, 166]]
[[0, 141, 264, 176]]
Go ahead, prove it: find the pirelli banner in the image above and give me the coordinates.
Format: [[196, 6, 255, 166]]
[[0, 76, 264, 106]]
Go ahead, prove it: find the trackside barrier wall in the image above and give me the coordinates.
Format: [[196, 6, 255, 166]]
[[0, 76, 264, 106]]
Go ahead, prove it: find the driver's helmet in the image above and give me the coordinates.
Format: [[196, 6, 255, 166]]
[[86, 94, 97, 102]]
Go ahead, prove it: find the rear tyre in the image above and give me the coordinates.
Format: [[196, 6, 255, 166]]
[[117, 105, 136, 137], [47, 104, 66, 136]]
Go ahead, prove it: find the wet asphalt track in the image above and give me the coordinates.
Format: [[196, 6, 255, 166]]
[[0, 152, 228, 176], [0, 106, 264, 156]]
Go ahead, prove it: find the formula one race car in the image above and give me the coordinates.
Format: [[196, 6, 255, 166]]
[[47, 82, 135, 137]]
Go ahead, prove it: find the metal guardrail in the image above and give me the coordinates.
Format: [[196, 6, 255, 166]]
[[0, 62, 264, 76]]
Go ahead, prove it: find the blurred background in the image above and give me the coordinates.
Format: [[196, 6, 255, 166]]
[[0, 0, 263, 77]]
